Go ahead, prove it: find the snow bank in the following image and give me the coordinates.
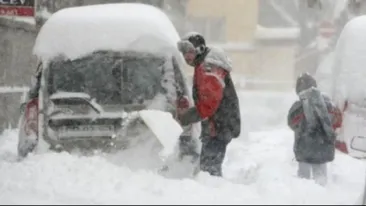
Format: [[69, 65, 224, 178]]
[[33, 3, 181, 64], [0, 126, 364, 204], [1, 91, 364, 204]]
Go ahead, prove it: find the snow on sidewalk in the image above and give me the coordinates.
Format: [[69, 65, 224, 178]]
[[0, 128, 364, 205]]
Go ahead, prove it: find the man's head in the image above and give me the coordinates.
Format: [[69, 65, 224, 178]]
[[296, 72, 318, 95], [177, 32, 206, 67]]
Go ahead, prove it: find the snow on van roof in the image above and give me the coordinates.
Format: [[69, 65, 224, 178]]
[[332, 15, 366, 104], [33, 3, 181, 64]]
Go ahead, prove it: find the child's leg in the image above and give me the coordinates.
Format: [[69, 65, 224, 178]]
[[312, 163, 327, 186], [298, 162, 311, 179]]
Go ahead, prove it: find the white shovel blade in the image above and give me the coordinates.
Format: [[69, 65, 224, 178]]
[[138, 110, 183, 157]]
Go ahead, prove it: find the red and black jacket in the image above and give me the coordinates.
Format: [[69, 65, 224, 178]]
[[180, 48, 241, 139]]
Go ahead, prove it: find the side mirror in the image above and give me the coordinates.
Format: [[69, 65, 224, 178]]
[[350, 136, 366, 153]]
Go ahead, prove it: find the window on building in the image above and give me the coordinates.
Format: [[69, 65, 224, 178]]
[[163, 0, 188, 36], [185, 16, 226, 43], [258, 0, 347, 28], [258, 0, 299, 28]]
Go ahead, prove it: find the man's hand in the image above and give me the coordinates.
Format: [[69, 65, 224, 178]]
[[176, 96, 190, 124], [178, 107, 202, 126], [177, 107, 188, 118], [176, 107, 188, 125]]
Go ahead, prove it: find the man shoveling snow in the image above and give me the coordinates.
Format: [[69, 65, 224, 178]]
[[176, 32, 241, 177]]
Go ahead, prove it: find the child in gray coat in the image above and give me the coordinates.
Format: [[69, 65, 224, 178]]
[[287, 73, 342, 186]]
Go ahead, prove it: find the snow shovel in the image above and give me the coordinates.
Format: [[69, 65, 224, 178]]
[[137, 110, 184, 158]]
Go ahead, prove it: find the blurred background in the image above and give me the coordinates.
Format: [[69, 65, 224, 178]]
[[0, 0, 366, 131]]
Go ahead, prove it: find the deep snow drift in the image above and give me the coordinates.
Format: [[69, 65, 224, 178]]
[[0, 91, 365, 204]]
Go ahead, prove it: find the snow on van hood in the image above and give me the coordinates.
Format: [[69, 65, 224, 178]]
[[33, 3, 181, 64], [332, 15, 366, 107]]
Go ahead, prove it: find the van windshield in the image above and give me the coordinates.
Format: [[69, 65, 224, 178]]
[[47, 51, 166, 105]]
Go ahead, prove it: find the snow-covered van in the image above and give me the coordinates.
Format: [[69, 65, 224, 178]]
[[18, 3, 199, 159], [321, 15, 366, 158]]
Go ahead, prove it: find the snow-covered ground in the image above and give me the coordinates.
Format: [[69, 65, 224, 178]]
[[0, 91, 365, 204]]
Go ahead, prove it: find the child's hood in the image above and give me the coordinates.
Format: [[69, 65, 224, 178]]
[[296, 73, 317, 95]]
